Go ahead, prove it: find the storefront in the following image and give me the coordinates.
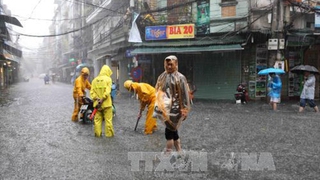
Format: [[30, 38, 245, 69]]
[[286, 34, 319, 99], [131, 43, 244, 100], [0, 52, 20, 88]]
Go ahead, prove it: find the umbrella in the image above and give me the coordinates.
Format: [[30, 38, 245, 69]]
[[290, 65, 319, 74], [258, 68, 286, 75], [75, 63, 88, 70]]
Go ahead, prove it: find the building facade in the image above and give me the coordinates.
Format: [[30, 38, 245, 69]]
[[0, 1, 23, 89], [49, 0, 320, 100]]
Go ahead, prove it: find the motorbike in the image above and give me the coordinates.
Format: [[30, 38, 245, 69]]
[[80, 84, 117, 123], [44, 75, 50, 84], [234, 83, 248, 104], [80, 96, 94, 124]]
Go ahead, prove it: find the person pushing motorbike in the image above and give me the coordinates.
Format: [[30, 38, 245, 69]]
[[90, 65, 114, 137], [71, 67, 91, 122], [124, 80, 157, 135]]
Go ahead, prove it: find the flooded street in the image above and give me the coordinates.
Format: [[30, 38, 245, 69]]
[[0, 79, 319, 180]]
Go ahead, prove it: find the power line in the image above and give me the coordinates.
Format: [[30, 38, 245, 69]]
[[9, 1, 128, 38], [72, 0, 124, 15]]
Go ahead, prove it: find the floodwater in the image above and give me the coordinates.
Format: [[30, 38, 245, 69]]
[[0, 78, 319, 180]]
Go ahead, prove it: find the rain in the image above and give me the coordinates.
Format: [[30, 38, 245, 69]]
[[1, 0, 320, 179], [1, 79, 320, 179]]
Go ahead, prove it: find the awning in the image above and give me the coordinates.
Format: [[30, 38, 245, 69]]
[[0, 15, 23, 41], [131, 44, 243, 55], [133, 36, 245, 47], [0, 50, 20, 63], [0, 15, 23, 27], [286, 34, 315, 47], [3, 42, 22, 57]]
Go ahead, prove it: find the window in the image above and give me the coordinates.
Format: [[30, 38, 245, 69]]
[[219, 0, 238, 17]]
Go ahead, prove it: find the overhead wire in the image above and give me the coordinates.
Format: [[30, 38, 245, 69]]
[[7, 0, 127, 38], [10, 0, 312, 55], [11, 1, 129, 54]]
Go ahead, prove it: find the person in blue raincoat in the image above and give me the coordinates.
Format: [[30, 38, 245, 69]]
[[267, 73, 282, 111]]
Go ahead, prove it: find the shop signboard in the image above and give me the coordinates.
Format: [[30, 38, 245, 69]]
[[145, 24, 195, 40], [196, 0, 210, 35], [145, 26, 167, 40], [167, 24, 195, 39]]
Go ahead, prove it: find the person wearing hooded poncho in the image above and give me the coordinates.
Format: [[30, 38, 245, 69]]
[[299, 71, 319, 113], [90, 65, 114, 137], [154, 55, 191, 154], [123, 80, 158, 135], [267, 73, 282, 111], [71, 67, 91, 122]]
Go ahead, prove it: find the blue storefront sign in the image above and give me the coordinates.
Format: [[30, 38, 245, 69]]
[[145, 26, 167, 40], [125, 49, 134, 58]]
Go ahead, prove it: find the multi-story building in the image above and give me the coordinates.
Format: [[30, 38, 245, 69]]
[[130, 0, 248, 99], [49, 0, 320, 100], [0, 1, 23, 88], [53, 0, 94, 83], [86, 0, 131, 92], [129, 0, 320, 100]]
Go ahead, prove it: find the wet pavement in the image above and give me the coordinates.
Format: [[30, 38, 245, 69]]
[[0, 78, 319, 180]]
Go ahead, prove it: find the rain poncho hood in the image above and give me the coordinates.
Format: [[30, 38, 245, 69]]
[[90, 65, 113, 108], [72, 67, 91, 97], [164, 55, 178, 72], [81, 67, 90, 75], [98, 65, 112, 77]]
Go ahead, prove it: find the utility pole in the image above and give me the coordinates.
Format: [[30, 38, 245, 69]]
[[270, 0, 284, 66], [81, 0, 86, 60]]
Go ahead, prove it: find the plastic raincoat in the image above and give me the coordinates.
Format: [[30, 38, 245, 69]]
[[300, 74, 315, 99], [124, 81, 157, 134], [71, 67, 91, 121], [154, 55, 191, 131], [90, 65, 114, 137], [268, 74, 282, 98]]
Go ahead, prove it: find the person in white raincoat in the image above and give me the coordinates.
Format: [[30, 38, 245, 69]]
[[299, 71, 319, 112]]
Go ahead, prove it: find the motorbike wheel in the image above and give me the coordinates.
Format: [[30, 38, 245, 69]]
[[83, 109, 93, 124]]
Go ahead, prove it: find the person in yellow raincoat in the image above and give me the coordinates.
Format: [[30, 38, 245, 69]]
[[154, 55, 191, 155], [90, 65, 114, 137], [71, 67, 91, 122], [123, 80, 157, 135]]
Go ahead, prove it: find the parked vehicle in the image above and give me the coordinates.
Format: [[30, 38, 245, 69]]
[[80, 90, 116, 124], [235, 83, 248, 104]]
